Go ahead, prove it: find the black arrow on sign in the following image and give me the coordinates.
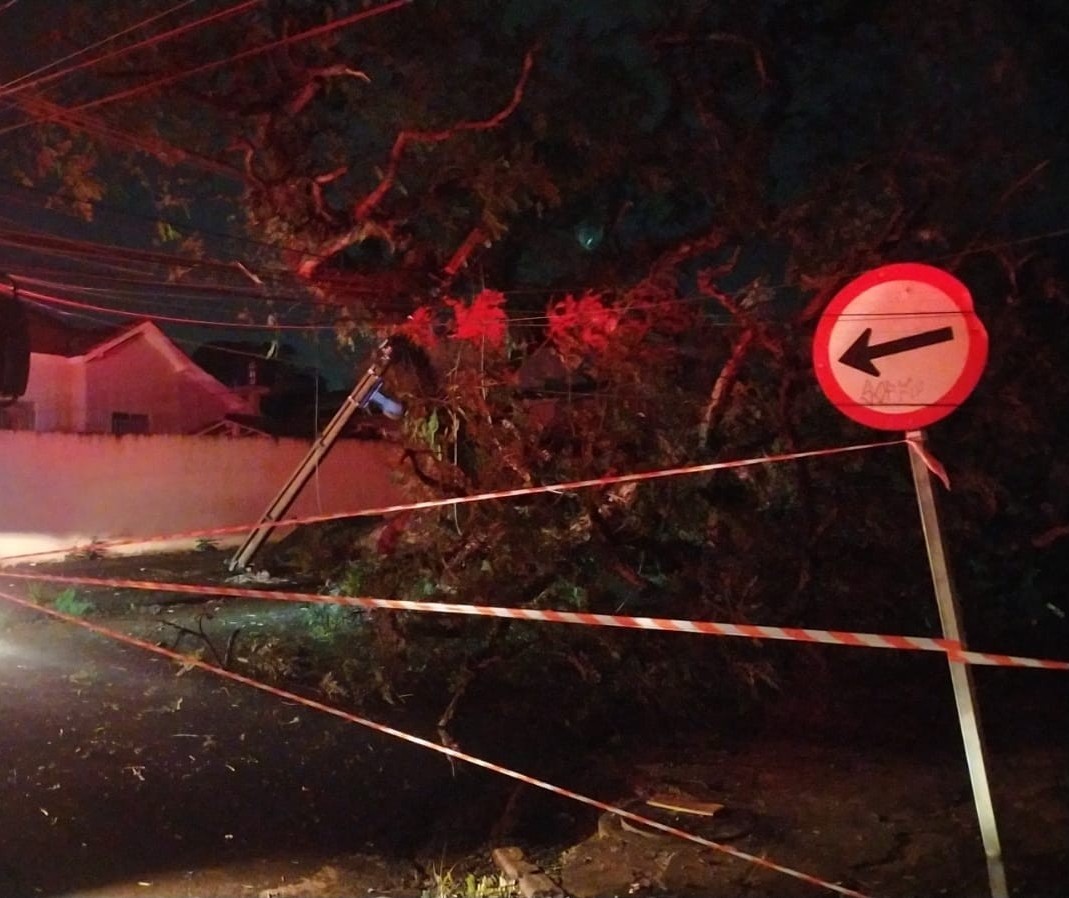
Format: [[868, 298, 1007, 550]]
[[838, 326, 954, 376]]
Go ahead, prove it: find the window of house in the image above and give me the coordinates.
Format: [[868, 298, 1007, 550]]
[[111, 412, 150, 435], [0, 400, 35, 431]]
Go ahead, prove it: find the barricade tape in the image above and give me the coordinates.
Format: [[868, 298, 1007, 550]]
[[0, 438, 906, 565], [0, 586, 871, 898], [5, 570, 1067, 671]]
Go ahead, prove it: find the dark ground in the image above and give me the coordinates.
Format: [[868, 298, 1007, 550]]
[[0, 551, 1067, 898]]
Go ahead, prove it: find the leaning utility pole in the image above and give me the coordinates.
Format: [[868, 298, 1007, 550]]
[[228, 339, 402, 572]]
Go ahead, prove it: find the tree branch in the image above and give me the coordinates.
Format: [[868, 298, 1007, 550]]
[[699, 329, 754, 446], [228, 135, 264, 186], [310, 164, 349, 223], [699, 270, 785, 360], [657, 31, 771, 87], [296, 220, 397, 278], [441, 226, 488, 279], [285, 64, 370, 116], [1033, 523, 1069, 549], [948, 159, 1051, 272], [352, 46, 537, 223], [293, 48, 536, 280]]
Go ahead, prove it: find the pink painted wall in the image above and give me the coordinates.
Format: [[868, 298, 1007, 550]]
[[0, 432, 408, 563]]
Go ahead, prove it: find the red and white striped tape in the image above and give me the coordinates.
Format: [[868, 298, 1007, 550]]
[[0, 586, 872, 898], [4, 570, 1066, 672], [0, 438, 906, 565]]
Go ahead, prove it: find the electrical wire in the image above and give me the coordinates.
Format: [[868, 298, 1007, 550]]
[[0, 3, 263, 185], [3, 242, 1065, 334], [10, 277, 305, 325], [0, 184, 313, 284], [0, 0, 260, 99], [8, 210, 1069, 314], [0, 0, 203, 95], [0, 181, 423, 296], [0, 223, 295, 283], [7, 152, 1060, 320], [0, 177, 267, 254], [3, 283, 324, 337], [0, 0, 414, 137], [6, 93, 243, 179], [0, 217, 428, 302], [3, 192, 1068, 331], [20, 295, 325, 379], [8, 268, 284, 300], [7, 283, 333, 331]]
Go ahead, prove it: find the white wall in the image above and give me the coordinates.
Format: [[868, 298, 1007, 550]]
[[0, 431, 408, 563], [21, 353, 80, 432]]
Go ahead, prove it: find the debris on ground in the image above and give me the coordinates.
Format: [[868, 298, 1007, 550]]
[[492, 846, 566, 898]]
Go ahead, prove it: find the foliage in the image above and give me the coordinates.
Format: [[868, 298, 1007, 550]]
[[50, 587, 96, 617], [423, 867, 517, 898], [448, 290, 509, 349], [546, 292, 621, 363], [235, 636, 301, 684], [29, 583, 94, 617], [298, 602, 358, 642]]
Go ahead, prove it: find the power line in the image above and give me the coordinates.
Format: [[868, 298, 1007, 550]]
[[0, 187, 433, 294], [5, 93, 243, 179], [0, 177, 298, 260], [10, 275, 301, 321], [0, 229, 175, 281], [12, 218, 1069, 380], [0, 0, 259, 99], [0, 0, 414, 138], [8, 224, 1069, 331], [0, 0, 203, 95], [7, 175, 1066, 321], [0, 223, 291, 282], [7, 267, 297, 303], [6, 275, 342, 334], [0, 2, 262, 184], [3, 179, 1068, 330], [6, 282, 333, 331], [2, 265, 311, 315], [21, 295, 323, 375]]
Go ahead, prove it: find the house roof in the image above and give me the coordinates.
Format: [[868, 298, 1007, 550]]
[[82, 319, 175, 362], [80, 320, 256, 416], [25, 303, 116, 357]]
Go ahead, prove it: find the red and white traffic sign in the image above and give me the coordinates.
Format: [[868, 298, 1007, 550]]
[[812, 263, 988, 430]]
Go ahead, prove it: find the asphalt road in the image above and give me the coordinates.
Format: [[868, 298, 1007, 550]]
[[0, 600, 452, 898]]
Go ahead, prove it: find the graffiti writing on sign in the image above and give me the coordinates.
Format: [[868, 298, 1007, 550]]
[[859, 378, 925, 407]]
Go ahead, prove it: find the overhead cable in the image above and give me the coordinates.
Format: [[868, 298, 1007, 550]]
[[0, 0, 259, 99], [5, 282, 331, 331], [0, 0, 203, 95], [0, 0, 413, 137]]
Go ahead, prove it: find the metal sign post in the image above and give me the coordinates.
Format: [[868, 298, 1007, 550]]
[[813, 264, 1006, 896], [907, 429, 1007, 898]]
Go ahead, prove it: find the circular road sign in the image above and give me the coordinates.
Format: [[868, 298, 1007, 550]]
[[813, 263, 988, 431]]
